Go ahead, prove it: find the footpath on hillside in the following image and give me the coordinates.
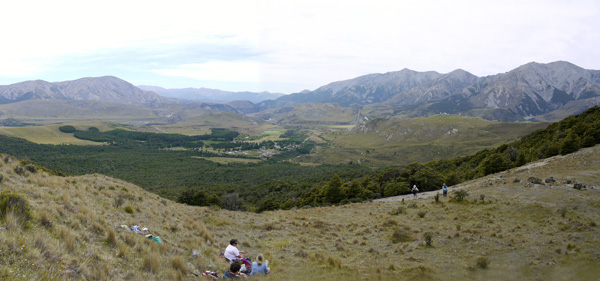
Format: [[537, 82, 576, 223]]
[[372, 185, 467, 202], [373, 148, 599, 203]]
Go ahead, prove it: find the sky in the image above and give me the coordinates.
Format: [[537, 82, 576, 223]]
[[0, 0, 599, 94]]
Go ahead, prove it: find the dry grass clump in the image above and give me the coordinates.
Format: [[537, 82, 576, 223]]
[[170, 255, 188, 275], [143, 254, 160, 273], [39, 209, 53, 228], [391, 227, 413, 244], [400, 264, 434, 279], [106, 228, 117, 246]]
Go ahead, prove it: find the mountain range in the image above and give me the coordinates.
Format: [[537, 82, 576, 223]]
[[137, 85, 283, 104], [0, 76, 162, 106], [1, 61, 599, 122], [267, 61, 600, 121]]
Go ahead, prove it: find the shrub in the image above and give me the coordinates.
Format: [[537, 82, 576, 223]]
[[475, 257, 490, 269], [423, 232, 433, 246], [124, 206, 135, 214], [528, 177, 542, 184], [25, 164, 37, 173], [391, 228, 413, 243], [453, 190, 469, 201], [417, 211, 427, 218], [389, 206, 406, 215], [13, 166, 25, 175], [114, 198, 124, 208], [559, 207, 567, 218], [0, 192, 33, 223]]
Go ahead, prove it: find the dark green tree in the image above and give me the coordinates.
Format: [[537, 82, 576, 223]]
[[323, 174, 345, 204]]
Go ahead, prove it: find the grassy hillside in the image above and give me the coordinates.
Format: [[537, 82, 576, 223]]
[[301, 115, 548, 166], [1, 144, 599, 280], [0, 100, 161, 125], [256, 103, 357, 126], [0, 121, 119, 145]]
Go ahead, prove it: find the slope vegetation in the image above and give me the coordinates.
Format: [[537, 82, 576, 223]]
[[0, 143, 599, 280]]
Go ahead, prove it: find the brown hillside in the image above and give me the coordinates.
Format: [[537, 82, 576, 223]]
[[0, 144, 599, 280]]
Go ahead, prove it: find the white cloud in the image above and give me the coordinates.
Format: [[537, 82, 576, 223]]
[[0, 0, 598, 93]]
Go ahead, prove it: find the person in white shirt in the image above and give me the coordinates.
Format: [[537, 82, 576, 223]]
[[224, 239, 246, 263], [412, 185, 419, 198]]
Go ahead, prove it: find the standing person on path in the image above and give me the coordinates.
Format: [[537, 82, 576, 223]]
[[442, 183, 448, 197], [411, 185, 419, 198]]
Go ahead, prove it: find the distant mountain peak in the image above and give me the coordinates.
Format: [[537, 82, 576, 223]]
[[0, 76, 161, 106]]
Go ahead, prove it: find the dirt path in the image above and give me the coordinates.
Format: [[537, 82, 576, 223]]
[[372, 184, 467, 202], [372, 146, 600, 203]]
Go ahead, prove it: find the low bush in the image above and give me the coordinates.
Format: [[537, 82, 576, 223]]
[[452, 190, 469, 201], [389, 206, 406, 215], [424, 232, 433, 246], [124, 206, 135, 214], [475, 257, 490, 269], [391, 228, 413, 243], [528, 177, 542, 184], [0, 192, 33, 224]]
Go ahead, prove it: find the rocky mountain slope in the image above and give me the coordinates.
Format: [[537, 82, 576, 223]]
[[2, 61, 599, 123], [271, 61, 600, 121], [438, 61, 600, 119], [276, 69, 443, 107], [0, 76, 162, 106]]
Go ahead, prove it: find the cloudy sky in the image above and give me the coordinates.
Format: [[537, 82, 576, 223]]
[[1, 0, 598, 94]]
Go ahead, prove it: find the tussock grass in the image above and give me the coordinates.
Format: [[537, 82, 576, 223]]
[[0, 146, 599, 280], [170, 255, 187, 275], [143, 254, 160, 273]]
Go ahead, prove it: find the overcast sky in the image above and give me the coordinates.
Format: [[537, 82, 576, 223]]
[[0, 0, 598, 94]]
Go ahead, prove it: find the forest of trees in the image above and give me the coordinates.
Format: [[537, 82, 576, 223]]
[[1, 106, 599, 212]]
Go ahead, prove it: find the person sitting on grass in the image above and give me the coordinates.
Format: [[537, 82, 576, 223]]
[[224, 262, 248, 279], [250, 254, 270, 276], [224, 239, 246, 264]]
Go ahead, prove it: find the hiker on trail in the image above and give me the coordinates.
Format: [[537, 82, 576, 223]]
[[412, 185, 419, 198], [224, 262, 248, 279], [442, 183, 448, 197], [225, 239, 246, 264], [250, 254, 270, 276]]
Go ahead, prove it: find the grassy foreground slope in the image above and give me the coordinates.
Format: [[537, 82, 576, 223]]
[[1, 144, 599, 280]]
